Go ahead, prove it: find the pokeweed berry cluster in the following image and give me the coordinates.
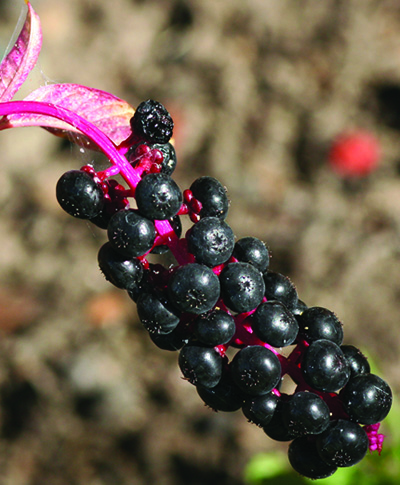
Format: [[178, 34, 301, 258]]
[[56, 100, 392, 480], [0, 2, 392, 480]]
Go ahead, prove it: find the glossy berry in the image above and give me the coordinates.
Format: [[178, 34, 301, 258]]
[[252, 300, 299, 347], [263, 271, 298, 311], [135, 172, 182, 220], [168, 263, 220, 314], [282, 391, 330, 436], [316, 419, 369, 467], [149, 327, 188, 351], [97, 242, 143, 290], [231, 345, 281, 396], [107, 209, 155, 257], [297, 306, 343, 346], [288, 436, 337, 480], [302, 339, 350, 392], [341, 345, 370, 377], [179, 343, 223, 388], [187, 217, 235, 267], [194, 309, 236, 346], [136, 292, 180, 335], [196, 373, 244, 412], [56, 169, 104, 219], [263, 399, 297, 442], [130, 99, 174, 144], [328, 130, 380, 178], [233, 237, 270, 273], [189, 176, 229, 220], [242, 392, 278, 427], [340, 373, 392, 425], [220, 262, 265, 314]]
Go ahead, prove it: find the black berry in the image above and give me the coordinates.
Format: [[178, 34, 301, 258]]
[[136, 292, 180, 335], [288, 436, 337, 479], [220, 262, 265, 314], [98, 242, 143, 290], [130, 99, 174, 144], [282, 391, 330, 436], [179, 343, 223, 388], [194, 309, 236, 346], [107, 209, 156, 257], [252, 300, 299, 347], [263, 271, 298, 310], [189, 176, 229, 220], [231, 345, 281, 396], [168, 263, 220, 314], [56, 169, 104, 219], [233, 237, 270, 272], [242, 392, 278, 427], [341, 345, 370, 377], [297, 306, 343, 346], [187, 217, 235, 267], [135, 172, 182, 220]]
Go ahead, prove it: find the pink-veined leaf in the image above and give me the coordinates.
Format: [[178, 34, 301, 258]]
[[0, 1, 42, 102], [0, 83, 135, 148]]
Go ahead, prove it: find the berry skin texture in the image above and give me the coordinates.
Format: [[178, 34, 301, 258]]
[[242, 392, 278, 427], [302, 339, 350, 392], [316, 419, 369, 467], [196, 373, 244, 412], [56, 170, 104, 219], [220, 262, 265, 314], [231, 345, 281, 396], [233, 237, 270, 273], [263, 271, 298, 311], [252, 300, 299, 347], [179, 343, 223, 388], [97, 242, 143, 290], [130, 99, 174, 144], [297, 306, 343, 346], [194, 309, 236, 346], [340, 373, 392, 425], [341, 345, 370, 377], [282, 391, 330, 437], [168, 263, 220, 314], [288, 436, 337, 480], [135, 172, 182, 221], [328, 130, 380, 178], [189, 176, 229, 220], [187, 217, 235, 267], [107, 209, 156, 257], [136, 292, 180, 335]]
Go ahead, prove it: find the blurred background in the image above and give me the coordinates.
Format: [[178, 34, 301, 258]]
[[0, 0, 400, 483]]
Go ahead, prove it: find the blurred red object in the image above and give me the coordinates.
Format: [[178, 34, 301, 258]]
[[328, 130, 381, 177]]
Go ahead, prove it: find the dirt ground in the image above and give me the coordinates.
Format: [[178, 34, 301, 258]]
[[0, 0, 400, 483]]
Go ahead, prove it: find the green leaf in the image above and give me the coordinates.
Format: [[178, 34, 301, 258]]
[[244, 452, 288, 483]]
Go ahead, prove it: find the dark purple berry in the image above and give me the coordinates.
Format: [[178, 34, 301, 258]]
[[297, 306, 343, 346], [179, 343, 223, 388], [196, 373, 244, 412], [231, 345, 281, 396], [282, 391, 330, 436], [242, 392, 278, 427], [107, 209, 156, 257], [187, 217, 235, 267], [135, 172, 182, 220], [168, 263, 220, 314], [97, 242, 143, 290], [263, 399, 297, 441], [149, 327, 188, 351], [233, 237, 270, 272], [189, 176, 229, 220], [302, 339, 350, 392], [316, 419, 369, 467], [288, 436, 337, 479], [340, 373, 392, 424], [220, 262, 265, 314], [194, 309, 236, 346], [56, 169, 104, 219], [136, 292, 180, 335], [341, 345, 370, 377], [151, 215, 182, 254], [252, 300, 299, 347], [130, 99, 174, 144], [263, 271, 298, 310]]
